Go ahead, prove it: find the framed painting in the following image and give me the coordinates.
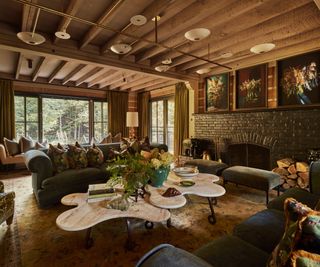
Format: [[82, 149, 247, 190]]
[[236, 64, 267, 109], [278, 51, 320, 106], [205, 73, 229, 112]]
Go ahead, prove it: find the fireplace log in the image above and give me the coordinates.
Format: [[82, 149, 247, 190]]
[[277, 158, 295, 168], [272, 167, 289, 176], [287, 173, 298, 180], [296, 162, 309, 173], [282, 183, 291, 190], [287, 164, 297, 175], [280, 177, 286, 185], [287, 179, 297, 187], [297, 177, 308, 189], [298, 171, 309, 182]]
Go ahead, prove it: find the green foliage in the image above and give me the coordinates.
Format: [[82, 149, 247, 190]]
[[106, 154, 155, 199]]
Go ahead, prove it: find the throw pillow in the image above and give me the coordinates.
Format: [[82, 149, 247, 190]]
[[67, 143, 88, 169], [3, 137, 20, 156], [289, 250, 320, 266], [47, 144, 69, 173], [87, 144, 104, 167], [19, 136, 35, 152], [112, 132, 122, 142], [35, 141, 45, 149], [100, 133, 113, 144]]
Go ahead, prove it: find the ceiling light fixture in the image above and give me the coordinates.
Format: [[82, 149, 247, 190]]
[[220, 52, 233, 58], [155, 65, 170, 72], [161, 58, 172, 65], [17, 8, 46, 45], [130, 15, 147, 26], [250, 43, 275, 54], [110, 43, 132, 54], [152, 15, 161, 22], [185, 28, 211, 41], [196, 68, 211, 74], [55, 29, 71, 39]]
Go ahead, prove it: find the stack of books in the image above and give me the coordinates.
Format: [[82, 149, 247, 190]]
[[87, 183, 117, 203]]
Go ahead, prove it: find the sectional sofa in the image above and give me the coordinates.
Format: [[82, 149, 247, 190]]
[[136, 160, 320, 267]]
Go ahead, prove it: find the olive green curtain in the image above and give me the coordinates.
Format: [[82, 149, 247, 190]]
[[107, 90, 128, 136], [137, 91, 150, 139], [174, 82, 189, 156], [0, 80, 15, 143]]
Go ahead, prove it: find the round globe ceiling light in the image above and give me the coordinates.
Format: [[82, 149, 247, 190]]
[[55, 29, 71, 40], [220, 52, 233, 58], [250, 43, 275, 54], [161, 58, 172, 65], [184, 28, 211, 41], [130, 15, 147, 26], [110, 43, 132, 54], [17, 32, 46, 45], [196, 68, 211, 74], [155, 65, 170, 72]]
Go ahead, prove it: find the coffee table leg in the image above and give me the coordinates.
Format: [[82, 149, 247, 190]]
[[85, 227, 94, 249], [207, 198, 217, 225], [145, 221, 154, 229], [125, 219, 136, 251], [166, 209, 172, 228]]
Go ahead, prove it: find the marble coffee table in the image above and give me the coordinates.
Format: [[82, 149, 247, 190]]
[[146, 172, 225, 225], [56, 193, 170, 249]]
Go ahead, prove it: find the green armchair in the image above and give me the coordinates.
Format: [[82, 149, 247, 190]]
[[0, 181, 15, 225]]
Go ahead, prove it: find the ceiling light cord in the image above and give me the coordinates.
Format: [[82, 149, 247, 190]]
[[31, 8, 40, 38]]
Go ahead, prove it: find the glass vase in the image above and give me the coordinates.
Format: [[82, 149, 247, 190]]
[[150, 166, 170, 187]]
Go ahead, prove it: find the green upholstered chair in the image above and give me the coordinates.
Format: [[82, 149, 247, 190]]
[[0, 181, 15, 225]]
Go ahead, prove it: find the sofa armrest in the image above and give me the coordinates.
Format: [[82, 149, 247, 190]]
[[310, 160, 320, 196], [0, 144, 7, 164], [0, 181, 3, 193], [24, 150, 53, 190]]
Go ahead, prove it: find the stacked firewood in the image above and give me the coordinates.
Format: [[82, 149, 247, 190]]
[[272, 158, 309, 190]]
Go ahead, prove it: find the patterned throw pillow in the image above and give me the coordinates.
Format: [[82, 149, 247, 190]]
[[3, 137, 20, 156], [268, 198, 320, 267], [100, 133, 113, 144], [112, 132, 122, 142], [67, 142, 88, 169], [47, 144, 69, 173], [86, 144, 104, 167], [19, 136, 34, 152]]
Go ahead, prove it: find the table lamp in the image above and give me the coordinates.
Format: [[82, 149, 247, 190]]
[[126, 112, 139, 139]]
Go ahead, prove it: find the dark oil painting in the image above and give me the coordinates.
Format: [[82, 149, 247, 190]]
[[205, 73, 229, 112]]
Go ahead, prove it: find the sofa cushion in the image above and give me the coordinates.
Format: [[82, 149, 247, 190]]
[[185, 159, 228, 176], [19, 136, 34, 152], [67, 143, 88, 169], [233, 209, 285, 253], [47, 144, 69, 173], [86, 144, 104, 167], [112, 132, 122, 143], [194, 235, 269, 267], [3, 137, 20, 156], [267, 188, 320, 211]]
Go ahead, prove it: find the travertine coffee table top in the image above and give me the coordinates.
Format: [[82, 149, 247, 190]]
[[146, 172, 225, 209], [56, 193, 170, 231]]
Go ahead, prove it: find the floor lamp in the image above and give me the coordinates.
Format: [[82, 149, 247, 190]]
[[126, 112, 139, 139]]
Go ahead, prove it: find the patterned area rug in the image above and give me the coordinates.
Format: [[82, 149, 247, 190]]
[[0, 171, 276, 267]]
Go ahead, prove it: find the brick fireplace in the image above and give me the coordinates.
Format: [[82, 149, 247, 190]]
[[193, 108, 320, 168]]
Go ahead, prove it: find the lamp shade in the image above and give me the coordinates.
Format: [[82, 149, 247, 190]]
[[126, 112, 139, 127]]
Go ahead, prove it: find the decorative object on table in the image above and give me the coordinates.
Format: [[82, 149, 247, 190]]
[[172, 166, 199, 178], [182, 138, 192, 156], [126, 112, 139, 139], [236, 64, 267, 109], [149, 148, 174, 187], [87, 183, 116, 203], [179, 180, 195, 187], [162, 187, 181, 197], [205, 73, 229, 112], [106, 153, 155, 203], [278, 51, 320, 106]]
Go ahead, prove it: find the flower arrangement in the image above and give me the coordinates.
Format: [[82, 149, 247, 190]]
[[148, 148, 174, 170], [239, 78, 262, 103]]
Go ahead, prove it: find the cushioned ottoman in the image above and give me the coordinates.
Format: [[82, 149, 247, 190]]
[[185, 159, 228, 176], [222, 166, 281, 204]]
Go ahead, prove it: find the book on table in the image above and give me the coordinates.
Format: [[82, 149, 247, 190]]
[[87, 183, 116, 203]]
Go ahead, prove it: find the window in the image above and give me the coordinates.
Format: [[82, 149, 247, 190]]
[[42, 98, 89, 144], [93, 101, 108, 141], [14, 96, 39, 140], [14, 94, 108, 144], [150, 97, 175, 153]]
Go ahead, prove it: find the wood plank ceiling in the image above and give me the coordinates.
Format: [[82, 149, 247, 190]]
[[0, 0, 319, 92]]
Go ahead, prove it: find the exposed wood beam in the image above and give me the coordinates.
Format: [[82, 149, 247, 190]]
[[135, 80, 177, 93], [129, 78, 168, 92], [32, 57, 46, 81], [101, 0, 172, 53], [80, 0, 125, 49], [62, 64, 86, 85], [101, 71, 134, 88], [75, 67, 104, 86], [313, 0, 320, 10], [109, 74, 144, 90], [21, 0, 38, 32], [120, 76, 157, 91], [53, 0, 83, 44], [87, 69, 116, 87], [97, 71, 124, 88], [151, 0, 311, 67], [15, 53, 23, 79], [48, 60, 68, 83]]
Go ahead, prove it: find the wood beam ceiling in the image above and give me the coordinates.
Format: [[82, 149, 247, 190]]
[[32, 56, 46, 81], [87, 69, 116, 88], [75, 66, 103, 86], [53, 0, 83, 44], [79, 0, 125, 49], [313, 0, 320, 10], [15, 52, 23, 79], [129, 78, 168, 92], [120, 76, 156, 91], [48, 60, 68, 83], [62, 64, 86, 85], [109, 73, 144, 90], [136, 80, 177, 93], [21, 0, 38, 32]]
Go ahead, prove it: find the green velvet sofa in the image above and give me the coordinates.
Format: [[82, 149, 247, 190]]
[[136, 160, 320, 267], [24, 143, 120, 208]]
